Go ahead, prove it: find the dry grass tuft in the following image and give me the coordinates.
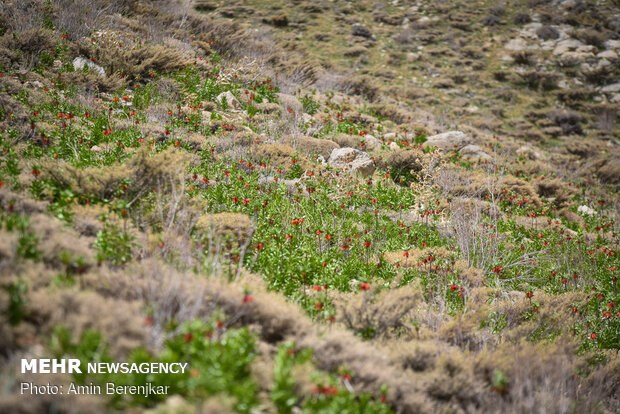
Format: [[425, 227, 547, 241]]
[[334, 286, 422, 339], [195, 212, 254, 247], [283, 134, 339, 159], [252, 143, 313, 172], [41, 146, 195, 199], [28, 289, 148, 358], [72, 43, 191, 80]]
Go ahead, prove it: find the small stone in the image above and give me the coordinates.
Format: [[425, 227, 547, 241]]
[[215, 91, 242, 110], [72, 57, 105, 77], [423, 131, 472, 150], [577, 205, 596, 216]]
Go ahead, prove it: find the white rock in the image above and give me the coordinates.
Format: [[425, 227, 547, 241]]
[[72, 57, 105, 77], [597, 50, 618, 60], [577, 205, 596, 216], [505, 38, 529, 51], [516, 145, 545, 161], [90, 145, 103, 153], [383, 132, 397, 140], [423, 131, 472, 150], [603, 40, 620, 50], [215, 91, 242, 110], [361, 134, 381, 150], [553, 39, 584, 55], [327, 148, 375, 177], [601, 82, 620, 93], [460, 144, 491, 160]]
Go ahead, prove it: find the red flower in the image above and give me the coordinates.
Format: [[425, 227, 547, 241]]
[[183, 332, 193, 342], [243, 294, 253, 303], [360, 282, 370, 291], [590, 333, 597, 340], [315, 302, 323, 311]]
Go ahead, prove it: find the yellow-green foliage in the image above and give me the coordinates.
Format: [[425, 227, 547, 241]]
[[41, 147, 195, 199]]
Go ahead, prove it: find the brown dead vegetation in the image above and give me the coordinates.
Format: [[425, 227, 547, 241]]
[[41, 146, 195, 199], [195, 212, 254, 247], [283, 134, 339, 159], [72, 43, 190, 80]]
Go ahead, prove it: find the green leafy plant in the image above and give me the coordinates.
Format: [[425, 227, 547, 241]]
[[94, 222, 135, 266]]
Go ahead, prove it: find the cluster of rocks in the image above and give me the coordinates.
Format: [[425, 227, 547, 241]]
[[503, 21, 620, 102]]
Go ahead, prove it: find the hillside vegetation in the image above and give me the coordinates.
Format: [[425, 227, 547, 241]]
[[0, 0, 619, 413]]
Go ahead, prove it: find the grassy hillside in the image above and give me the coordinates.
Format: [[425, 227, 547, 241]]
[[0, 0, 619, 413]]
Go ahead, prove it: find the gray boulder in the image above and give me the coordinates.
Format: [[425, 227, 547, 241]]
[[328, 147, 375, 177], [423, 131, 472, 151]]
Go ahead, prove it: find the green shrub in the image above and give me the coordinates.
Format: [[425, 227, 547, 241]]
[[94, 221, 135, 266]]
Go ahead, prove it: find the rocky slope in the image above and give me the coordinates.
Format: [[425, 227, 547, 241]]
[[0, 0, 619, 413]]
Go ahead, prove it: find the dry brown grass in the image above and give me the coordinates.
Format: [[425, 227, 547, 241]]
[[251, 143, 313, 172], [29, 289, 148, 358], [283, 134, 339, 159], [333, 286, 422, 340], [41, 146, 195, 200], [0, 28, 56, 70], [71, 42, 190, 80], [368, 102, 412, 125], [195, 212, 254, 247], [61, 71, 124, 94]]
